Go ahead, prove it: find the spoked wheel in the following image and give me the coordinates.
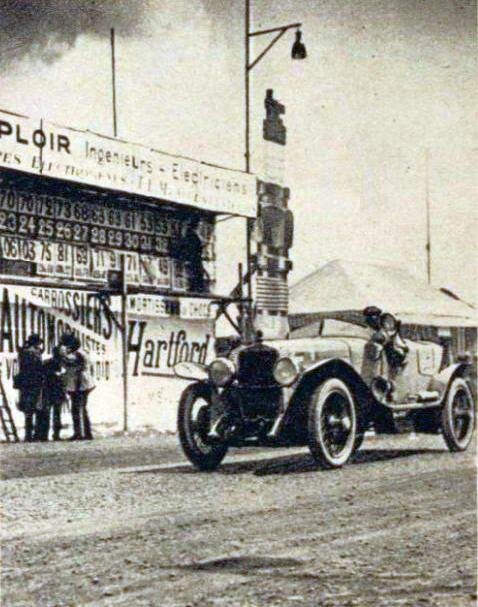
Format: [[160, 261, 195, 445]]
[[178, 383, 228, 471], [308, 378, 358, 469], [441, 377, 475, 452]]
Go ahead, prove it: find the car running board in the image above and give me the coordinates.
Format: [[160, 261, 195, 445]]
[[386, 391, 441, 410]]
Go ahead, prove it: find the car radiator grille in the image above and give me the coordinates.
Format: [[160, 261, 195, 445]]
[[237, 346, 279, 387]]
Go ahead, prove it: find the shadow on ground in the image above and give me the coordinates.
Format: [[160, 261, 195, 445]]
[[180, 555, 306, 572], [131, 447, 446, 477], [176, 554, 476, 603]]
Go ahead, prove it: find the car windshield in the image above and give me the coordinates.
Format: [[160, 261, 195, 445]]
[[291, 318, 371, 339], [321, 319, 371, 338]]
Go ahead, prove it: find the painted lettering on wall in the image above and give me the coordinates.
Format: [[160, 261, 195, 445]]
[[0, 119, 71, 154], [128, 320, 211, 376], [0, 287, 113, 355]]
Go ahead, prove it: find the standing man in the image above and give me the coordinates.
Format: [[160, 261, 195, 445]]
[[179, 216, 206, 292], [38, 345, 67, 441], [15, 334, 44, 442], [61, 334, 95, 441]]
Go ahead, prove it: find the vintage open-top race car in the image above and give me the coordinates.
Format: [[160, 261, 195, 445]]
[[174, 305, 475, 470]]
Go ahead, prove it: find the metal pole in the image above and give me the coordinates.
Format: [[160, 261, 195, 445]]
[[39, 118, 44, 175], [112, 29, 125, 429], [245, 0, 253, 327], [245, 0, 250, 174], [110, 28, 118, 138], [425, 148, 431, 284], [120, 254, 128, 432], [238, 262, 244, 336]]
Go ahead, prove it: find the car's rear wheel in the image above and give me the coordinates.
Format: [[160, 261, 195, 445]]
[[308, 378, 358, 469], [178, 383, 228, 471], [441, 377, 475, 452]]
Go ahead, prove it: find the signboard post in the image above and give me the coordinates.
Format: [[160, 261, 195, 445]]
[[120, 254, 128, 432]]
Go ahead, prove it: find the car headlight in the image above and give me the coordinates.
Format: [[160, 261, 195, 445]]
[[273, 356, 300, 386], [208, 358, 236, 387]]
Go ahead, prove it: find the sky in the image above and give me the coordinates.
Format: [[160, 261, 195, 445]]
[[0, 0, 476, 302]]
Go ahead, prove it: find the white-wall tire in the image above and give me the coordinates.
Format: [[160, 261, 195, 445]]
[[308, 378, 358, 469], [441, 377, 475, 452], [178, 383, 228, 471]]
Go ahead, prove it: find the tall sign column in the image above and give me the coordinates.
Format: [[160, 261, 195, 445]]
[[253, 90, 294, 339]]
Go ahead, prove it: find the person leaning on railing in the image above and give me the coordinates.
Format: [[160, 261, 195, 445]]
[[170, 215, 207, 293]]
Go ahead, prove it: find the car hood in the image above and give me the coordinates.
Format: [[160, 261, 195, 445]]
[[265, 335, 368, 373]]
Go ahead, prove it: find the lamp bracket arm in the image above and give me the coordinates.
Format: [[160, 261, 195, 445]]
[[247, 28, 287, 71], [249, 22, 302, 37]]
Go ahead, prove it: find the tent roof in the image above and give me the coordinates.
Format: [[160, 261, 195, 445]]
[[289, 259, 477, 328]]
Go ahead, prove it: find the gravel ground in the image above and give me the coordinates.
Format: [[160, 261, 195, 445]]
[[1, 433, 476, 607], [0, 434, 181, 481]]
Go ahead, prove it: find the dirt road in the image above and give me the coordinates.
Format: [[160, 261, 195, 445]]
[[1, 434, 476, 607]]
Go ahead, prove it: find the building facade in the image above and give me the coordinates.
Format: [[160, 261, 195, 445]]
[[0, 109, 256, 433]]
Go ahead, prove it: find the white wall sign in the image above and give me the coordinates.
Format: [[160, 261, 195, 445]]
[[0, 109, 257, 218], [0, 284, 214, 433], [179, 297, 216, 320]]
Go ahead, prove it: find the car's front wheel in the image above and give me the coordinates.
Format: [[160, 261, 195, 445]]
[[308, 378, 358, 469], [441, 377, 475, 452], [178, 383, 228, 471]]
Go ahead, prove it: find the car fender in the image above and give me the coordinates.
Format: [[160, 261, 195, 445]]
[[174, 361, 209, 382], [281, 358, 374, 442], [290, 357, 373, 411], [429, 363, 471, 400]]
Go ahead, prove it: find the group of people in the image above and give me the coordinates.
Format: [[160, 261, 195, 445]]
[[15, 333, 95, 442]]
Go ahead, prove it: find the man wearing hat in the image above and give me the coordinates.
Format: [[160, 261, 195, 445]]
[[15, 334, 44, 442], [60, 334, 95, 440]]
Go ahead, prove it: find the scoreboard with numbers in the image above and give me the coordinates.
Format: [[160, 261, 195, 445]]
[[0, 173, 216, 292]]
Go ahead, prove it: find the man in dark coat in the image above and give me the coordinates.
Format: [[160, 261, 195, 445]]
[[36, 346, 67, 441], [178, 216, 206, 292], [16, 334, 44, 442]]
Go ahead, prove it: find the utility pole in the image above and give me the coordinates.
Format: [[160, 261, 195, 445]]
[[110, 28, 118, 138], [111, 27, 126, 430], [244, 0, 253, 319], [245, 0, 251, 175]]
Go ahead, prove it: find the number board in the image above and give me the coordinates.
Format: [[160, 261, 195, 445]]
[[0, 184, 215, 260], [0, 234, 182, 289]]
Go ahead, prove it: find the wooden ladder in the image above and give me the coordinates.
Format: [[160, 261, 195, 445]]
[[0, 377, 19, 443]]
